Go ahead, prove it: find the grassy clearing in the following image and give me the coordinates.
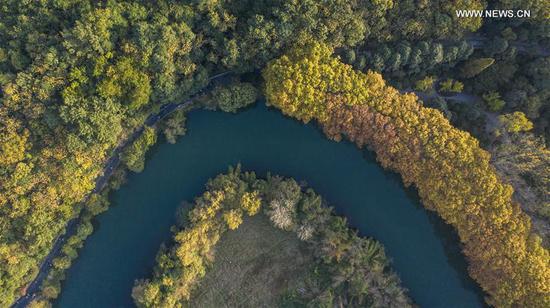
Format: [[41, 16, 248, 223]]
[[133, 170, 411, 307], [188, 214, 313, 307]]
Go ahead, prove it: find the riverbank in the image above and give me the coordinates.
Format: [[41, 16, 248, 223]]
[[55, 103, 485, 307], [12, 72, 232, 308], [133, 168, 413, 307], [263, 44, 548, 307]]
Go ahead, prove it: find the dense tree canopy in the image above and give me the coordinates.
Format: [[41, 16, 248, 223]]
[[0, 2, 210, 303], [209, 81, 258, 113], [348, 39, 473, 78], [1, 0, 400, 303], [1, 0, 547, 306], [492, 134, 550, 233], [463, 23, 550, 143], [263, 43, 550, 307]]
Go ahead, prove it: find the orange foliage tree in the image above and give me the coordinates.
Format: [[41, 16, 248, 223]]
[[263, 42, 550, 307]]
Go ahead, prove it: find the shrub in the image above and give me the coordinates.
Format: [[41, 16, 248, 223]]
[[499, 111, 534, 133], [439, 78, 464, 93], [223, 209, 243, 230], [483, 91, 506, 112], [414, 76, 436, 92], [211, 82, 258, 113], [120, 127, 157, 172]]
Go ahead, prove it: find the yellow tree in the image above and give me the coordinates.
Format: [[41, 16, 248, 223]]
[[263, 42, 550, 307]]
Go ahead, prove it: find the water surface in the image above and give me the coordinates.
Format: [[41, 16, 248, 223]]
[[56, 103, 485, 307]]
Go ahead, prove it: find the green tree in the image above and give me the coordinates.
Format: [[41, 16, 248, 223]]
[[499, 112, 534, 133], [161, 110, 186, 144], [121, 127, 157, 172], [414, 76, 436, 92], [211, 82, 258, 113], [97, 57, 152, 111], [460, 58, 495, 78], [483, 91, 506, 112], [439, 78, 463, 93]]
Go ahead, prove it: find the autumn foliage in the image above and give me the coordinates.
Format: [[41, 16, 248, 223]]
[[133, 167, 411, 307], [263, 43, 550, 307]]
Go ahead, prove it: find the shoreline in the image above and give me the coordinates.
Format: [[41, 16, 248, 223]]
[[11, 71, 232, 308]]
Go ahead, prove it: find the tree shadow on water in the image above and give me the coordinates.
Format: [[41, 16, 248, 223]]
[[422, 200, 490, 307], [370, 152, 490, 307], [359, 147, 488, 306]]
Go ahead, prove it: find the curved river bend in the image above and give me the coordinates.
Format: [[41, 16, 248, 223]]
[[56, 103, 486, 307]]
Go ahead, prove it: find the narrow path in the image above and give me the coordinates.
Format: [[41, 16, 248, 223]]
[[11, 71, 232, 308]]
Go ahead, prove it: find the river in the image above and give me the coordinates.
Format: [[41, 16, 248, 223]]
[[55, 102, 486, 308]]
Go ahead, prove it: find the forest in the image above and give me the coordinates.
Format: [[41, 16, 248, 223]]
[[0, 0, 548, 307], [132, 167, 412, 307], [263, 43, 549, 307]]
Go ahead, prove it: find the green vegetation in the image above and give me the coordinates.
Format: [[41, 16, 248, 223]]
[[132, 167, 411, 307], [121, 127, 157, 173], [483, 91, 506, 112], [0, 2, 205, 303], [1, 1, 383, 303], [498, 112, 534, 134], [160, 110, 187, 144], [414, 76, 436, 92], [209, 81, 258, 113], [189, 214, 314, 307], [460, 58, 495, 78], [414, 76, 437, 92], [381, 1, 485, 41], [348, 40, 473, 79], [1, 0, 548, 306], [464, 27, 550, 143], [439, 78, 464, 93], [263, 43, 549, 307], [97, 57, 152, 111]]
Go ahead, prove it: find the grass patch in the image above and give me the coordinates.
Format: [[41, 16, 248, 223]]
[[189, 214, 313, 307], [133, 168, 411, 307]]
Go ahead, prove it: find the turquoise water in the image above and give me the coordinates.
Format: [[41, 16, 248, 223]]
[[55, 103, 486, 307]]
